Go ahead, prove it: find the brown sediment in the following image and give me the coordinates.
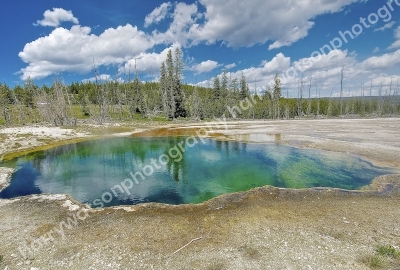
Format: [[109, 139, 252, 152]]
[[131, 126, 225, 138]]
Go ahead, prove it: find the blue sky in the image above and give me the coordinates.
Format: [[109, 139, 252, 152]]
[[1, 0, 400, 97]]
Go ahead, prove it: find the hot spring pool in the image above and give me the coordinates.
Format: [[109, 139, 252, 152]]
[[0, 136, 396, 208]]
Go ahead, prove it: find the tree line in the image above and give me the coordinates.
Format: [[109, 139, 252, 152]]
[[1, 48, 400, 126]]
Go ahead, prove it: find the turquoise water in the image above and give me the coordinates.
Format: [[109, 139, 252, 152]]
[[0, 137, 396, 208]]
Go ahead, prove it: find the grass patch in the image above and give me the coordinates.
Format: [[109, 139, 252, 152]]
[[0, 254, 3, 263], [376, 245, 400, 258], [362, 245, 400, 269], [362, 255, 386, 269]]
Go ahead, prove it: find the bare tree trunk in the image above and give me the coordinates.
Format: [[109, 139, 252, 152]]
[[379, 83, 383, 115], [316, 84, 320, 118], [340, 67, 344, 117], [327, 88, 333, 117], [307, 78, 312, 117]]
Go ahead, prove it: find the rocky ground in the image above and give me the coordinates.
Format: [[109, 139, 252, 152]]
[[1, 118, 400, 269]]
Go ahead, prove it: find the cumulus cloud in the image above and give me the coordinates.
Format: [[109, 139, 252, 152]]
[[388, 26, 400, 49], [260, 53, 291, 73], [119, 44, 181, 75], [18, 24, 155, 80], [374, 21, 396, 32], [153, 2, 198, 46], [150, 0, 369, 50], [225, 63, 236, 69], [293, 50, 357, 73], [35, 8, 79, 27], [144, 2, 171, 28], [190, 60, 221, 74], [357, 49, 400, 70], [182, 0, 362, 49], [20, 1, 395, 84], [366, 74, 400, 88]]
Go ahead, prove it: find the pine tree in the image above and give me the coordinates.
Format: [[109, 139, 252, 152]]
[[173, 47, 186, 118], [221, 68, 228, 99], [23, 76, 37, 108], [159, 48, 186, 119], [240, 73, 249, 99], [166, 49, 175, 119], [159, 62, 170, 118], [213, 76, 221, 100], [263, 87, 272, 100], [228, 77, 239, 110], [273, 73, 281, 119], [132, 74, 142, 114], [0, 84, 12, 125]]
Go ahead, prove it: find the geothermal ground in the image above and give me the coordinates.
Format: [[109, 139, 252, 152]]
[[0, 118, 400, 270]]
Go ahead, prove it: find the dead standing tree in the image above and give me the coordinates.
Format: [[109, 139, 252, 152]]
[[307, 77, 312, 117], [38, 77, 76, 126], [0, 85, 11, 125], [90, 71, 110, 124], [297, 75, 304, 118], [340, 67, 344, 117]]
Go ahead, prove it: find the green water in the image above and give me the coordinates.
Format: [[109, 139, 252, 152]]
[[0, 137, 396, 208]]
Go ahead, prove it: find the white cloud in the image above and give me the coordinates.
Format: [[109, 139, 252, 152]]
[[190, 60, 221, 74], [260, 53, 291, 73], [35, 8, 79, 27], [366, 74, 400, 88], [225, 63, 236, 69], [20, 1, 398, 85], [18, 24, 155, 80], [153, 2, 198, 46], [293, 50, 357, 73], [357, 49, 400, 71], [374, 21, 396, 32], [144, 2, 171, 28], [388, 26, 400, 49], [373, 47, 380, 53], [119, 44, 180, 75], [182, 0, 362, 49]]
